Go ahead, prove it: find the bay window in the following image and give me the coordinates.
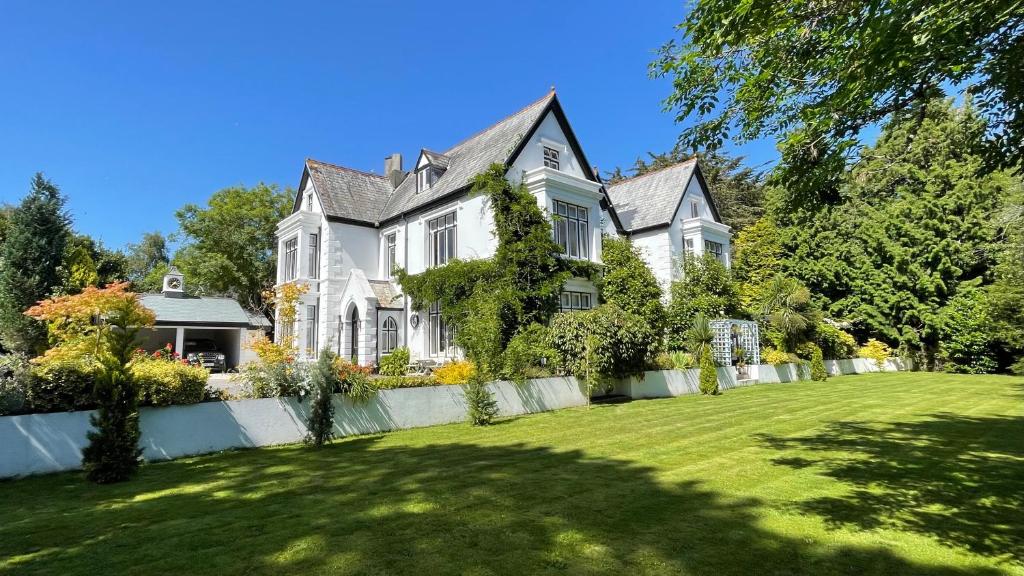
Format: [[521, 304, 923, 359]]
[[283, 237, 298, 281], [553, 200, 589, 259]]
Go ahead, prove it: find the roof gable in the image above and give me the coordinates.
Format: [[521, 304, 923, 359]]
[[605, 160, 723, 232], [297, 159, 394, 225]]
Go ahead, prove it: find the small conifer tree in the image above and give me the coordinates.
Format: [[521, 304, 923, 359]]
[[304, 350, 338, 447], [698, 345, 719, 395]]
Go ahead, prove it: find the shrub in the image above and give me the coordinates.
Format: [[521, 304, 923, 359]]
[[28, 358, 98, 413], [242, 359, 308, 398], [1011, 356, 1024, 376], [549, 304, 658, 382], [0, 354, 32, 415], [815, 322, 857, 359], [698, 346, 718, 395], [434, 360, 477, 385], [305, 350, 339, 447], [500, 323, 555, 383], [762, 347, 792, 366], [375, 375, 438, 389], [599, 236, 665, 335], [130, 356, 208, 407], [668, 351, 695, 369], [333, 357, 376, 404], [378, 347, 410, 376], [465, 374, 498, 426], [667, 254, 741, 349], [858, 339, 892, 370], [808, 344, 828, 381], [650, 352, 676, 370], [937, 289, 998, 374]]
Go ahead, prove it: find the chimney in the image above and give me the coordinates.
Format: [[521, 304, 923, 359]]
[[384, 153, 404, 188]]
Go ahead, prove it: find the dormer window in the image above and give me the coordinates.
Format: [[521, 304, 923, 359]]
[[416, 150, 449, 193], [543, 146, 560, 170]]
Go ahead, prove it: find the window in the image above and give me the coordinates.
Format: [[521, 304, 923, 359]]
[[428, 211, 457, 267], [306, 192, 314, 211], [279, 320, 294, 342], [559, 291, 592, 312], [690, 199, 700, 219], [417, 168, 429, 192], [428, 301, 455, 356], [381, 316, 398, 354], [553, 200, 589, 259], [684, 238, 695, 256], [543, 146, 560, 170], [305, 304, 318, 358], [705, 240, 724, 263], [283, 237, 298, 280], [308, 232, 319, 279], [385, 233, 397, 278]]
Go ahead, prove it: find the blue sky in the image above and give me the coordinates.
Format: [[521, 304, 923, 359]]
[[0, 0, 780, 250]]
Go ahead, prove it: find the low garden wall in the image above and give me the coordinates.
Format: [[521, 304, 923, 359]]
[[0, 357, 908, 479], [0, 377, 587, 479]]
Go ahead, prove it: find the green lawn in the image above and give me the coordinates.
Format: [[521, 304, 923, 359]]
[[1, 372, 1022, 575]]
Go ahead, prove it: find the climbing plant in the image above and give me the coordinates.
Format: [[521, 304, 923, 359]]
[[396, 164, 600, 381]]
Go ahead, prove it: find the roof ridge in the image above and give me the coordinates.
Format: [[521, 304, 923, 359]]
[[307, 157, 389, 180], [442, 91, 555, 155], [609, 158, 698, 187]]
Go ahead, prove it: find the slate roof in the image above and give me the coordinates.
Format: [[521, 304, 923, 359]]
[[139, 294, 253, 327], [304, 159, 394, 224], [605, 160, 701, 232], [368, 280, 403, 308], [420, 149, 451, 170], [378, 92, 556, 221]]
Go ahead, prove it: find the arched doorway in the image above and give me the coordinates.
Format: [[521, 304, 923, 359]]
[[349, 307, 360, 363]]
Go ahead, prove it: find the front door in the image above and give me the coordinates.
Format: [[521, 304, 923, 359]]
[[350, 308, 359, 363]]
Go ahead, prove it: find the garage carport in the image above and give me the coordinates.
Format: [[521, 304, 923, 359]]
[[138, 291, 258, 371]]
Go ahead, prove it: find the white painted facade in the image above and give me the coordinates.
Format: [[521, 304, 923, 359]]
[[272, 97, 731, 366]]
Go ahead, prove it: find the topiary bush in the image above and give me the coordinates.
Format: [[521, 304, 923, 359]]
[[808, 344, 828, 381], [378, 347, 410, 376], [130, 355, 209, 407], [698, 346, 718, 395], [549, 304, 658, 382]]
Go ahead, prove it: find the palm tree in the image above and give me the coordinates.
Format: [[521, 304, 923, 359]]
[[758, 275, 819, 351], [686, 312, 715, 358]]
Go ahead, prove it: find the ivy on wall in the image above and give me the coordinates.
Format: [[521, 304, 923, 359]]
[[395, 163, 600, 377]]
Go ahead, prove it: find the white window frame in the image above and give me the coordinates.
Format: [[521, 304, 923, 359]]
[[385, 232, 397, 278], [283, 236, 298, 281], [553, 200, 589, 259], [684, 237, 695, 256], [308, 231, 319, 279], [690, 199, 700, 219], [305, 304, 318, 358], [428, 211, 457, 267], [559, 291, 592, 312]]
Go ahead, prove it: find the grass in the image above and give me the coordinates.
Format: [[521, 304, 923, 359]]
[[1, 372, 1022, 575]]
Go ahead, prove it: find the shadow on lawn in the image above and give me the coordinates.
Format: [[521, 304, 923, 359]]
[[758, 413, 1024, 566], [1, 432, 1010, 576]]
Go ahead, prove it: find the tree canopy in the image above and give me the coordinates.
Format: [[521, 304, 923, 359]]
[[653, 0, 1024, 182], [172, 184, 292, 313]]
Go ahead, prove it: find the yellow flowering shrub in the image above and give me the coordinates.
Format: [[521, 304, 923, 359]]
[[433, 360, 477, 385], [857, 338, 892, 370]]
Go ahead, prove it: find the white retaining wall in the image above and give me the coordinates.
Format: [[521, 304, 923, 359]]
[[0, 358, 907, 479], [0, 377, 587, 479]]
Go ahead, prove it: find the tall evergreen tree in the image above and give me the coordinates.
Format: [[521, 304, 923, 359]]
[[778, 100, 1020, 367], [0, 173, 70, 353]]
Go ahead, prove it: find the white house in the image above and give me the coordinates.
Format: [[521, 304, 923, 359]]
[[273, 91, 731, 365]]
